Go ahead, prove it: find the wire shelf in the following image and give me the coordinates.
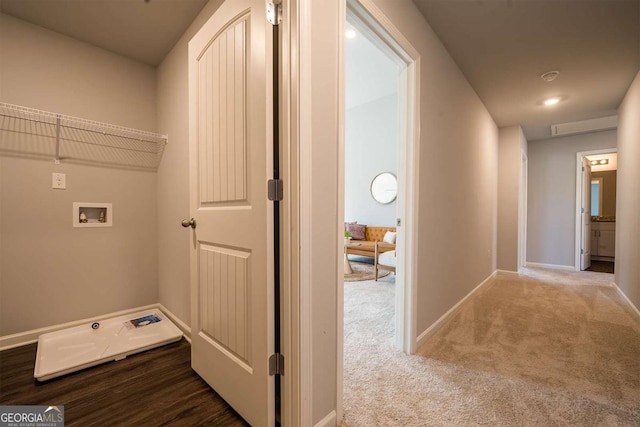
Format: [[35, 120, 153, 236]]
[[0, 102, 168, 170]]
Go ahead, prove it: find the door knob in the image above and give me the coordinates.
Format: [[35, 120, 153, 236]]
[[181, 218, 196, 229]]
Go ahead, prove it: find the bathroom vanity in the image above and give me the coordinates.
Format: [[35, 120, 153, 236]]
[[591, 220, 615, 260]]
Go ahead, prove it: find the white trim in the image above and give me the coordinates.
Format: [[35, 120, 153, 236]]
[[574, 148, 617, 272], [298, 0, 313, 425], [280, 0, 300, 425], [336, 1, 347, 426], [0, 304, 185, 352], [406, 56, 420, 354], [518, 151, 528, 269], [525, 262, 575, 271], [416, 271, 496, 349], [157, 303, 191, 342], [397, 48, 420, 356], [336, 0, 346, 423], [498, 269, 521, 277], [313, 410, 337, 427], [613, 283, 640, 320]]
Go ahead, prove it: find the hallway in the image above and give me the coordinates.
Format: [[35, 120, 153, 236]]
[[342, 268, 640, 426]]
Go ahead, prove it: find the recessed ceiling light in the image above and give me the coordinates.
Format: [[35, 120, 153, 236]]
[[541, 70, 560, 82], [543, 98, 560, 106], [345, 29, 357, 39]]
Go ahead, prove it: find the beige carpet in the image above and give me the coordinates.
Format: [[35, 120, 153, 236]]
[[342, 268, 640, 426]]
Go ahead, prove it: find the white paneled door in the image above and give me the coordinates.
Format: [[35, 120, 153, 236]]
[[188, 0, 273, 425]]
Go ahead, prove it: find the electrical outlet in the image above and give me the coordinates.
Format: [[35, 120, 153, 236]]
[[52, 173, 66, 189]]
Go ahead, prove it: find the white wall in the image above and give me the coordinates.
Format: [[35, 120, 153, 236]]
[[526, 130, 617, 267], [497, 126, 527, 271], [0, 15, 156, 128], [345, 94, 398, 226], [616, 70, 640, 310], [306, 1, 341, 422], [370, 0, 499, 339], [0, 14, 158, 335]]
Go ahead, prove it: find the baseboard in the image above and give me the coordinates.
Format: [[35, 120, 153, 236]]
[[0, 303, 192, 351], [157, 303, 191, 343], [314, 410, 337, 427], [416, 270, 497, 349], [591, 256, 614, 262], [613, 283, 640, 320], [525, 262, 575, 271], [496, 269, 520, 277]]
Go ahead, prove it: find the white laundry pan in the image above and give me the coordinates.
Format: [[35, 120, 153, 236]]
[[34, 310, 183, 381]]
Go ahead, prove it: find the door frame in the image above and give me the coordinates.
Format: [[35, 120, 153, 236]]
[[340, 0, 420, 353], [574, 148, 617, 271], [518, 152, 528, 269], [283, 0, 419, 424], [279, 0, 301, 425], [337, 0, 420, 422]]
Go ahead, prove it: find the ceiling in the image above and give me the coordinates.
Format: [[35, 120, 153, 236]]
[[413, 0, 640, 140], [2, 0, 638, 140], [345, 23, 400, 110], [0, 0, 208, 66]]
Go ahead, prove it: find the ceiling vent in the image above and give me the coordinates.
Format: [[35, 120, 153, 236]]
[[550, 116, 617, 137]]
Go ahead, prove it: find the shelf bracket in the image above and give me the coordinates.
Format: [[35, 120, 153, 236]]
[[54, 114, 61, 164]]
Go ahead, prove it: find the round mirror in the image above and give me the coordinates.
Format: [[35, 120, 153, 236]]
[[370, 172, 397, 204]]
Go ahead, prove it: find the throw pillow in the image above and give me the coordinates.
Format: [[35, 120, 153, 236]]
[[346, 223, 366, 240], [383, 231, 396, 244]]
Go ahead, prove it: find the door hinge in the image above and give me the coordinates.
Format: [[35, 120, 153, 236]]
[[582, 166, 585, 172], [268, 179, 283, 201], [269, 353, 284, 376], [581, 249, 584, 254], [267, 2, 282, 26], [396, 218, 402, 227]]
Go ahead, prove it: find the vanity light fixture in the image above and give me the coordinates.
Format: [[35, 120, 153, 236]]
[[590, 159, 609, 166], [345, 29, 357, 39], [543, 97, 560, 106]]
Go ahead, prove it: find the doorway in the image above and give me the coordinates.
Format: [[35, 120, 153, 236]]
[[338, 0, 420, 421], [574, 148, 618, 272], [343, 3, 401, 349]]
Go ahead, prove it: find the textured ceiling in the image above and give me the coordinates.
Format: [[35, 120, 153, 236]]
[[413, 0, 640, 140], [0, 0, 208, 66]]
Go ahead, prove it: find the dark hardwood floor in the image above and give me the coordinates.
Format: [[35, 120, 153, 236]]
[[0, 339, 248, 426]]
